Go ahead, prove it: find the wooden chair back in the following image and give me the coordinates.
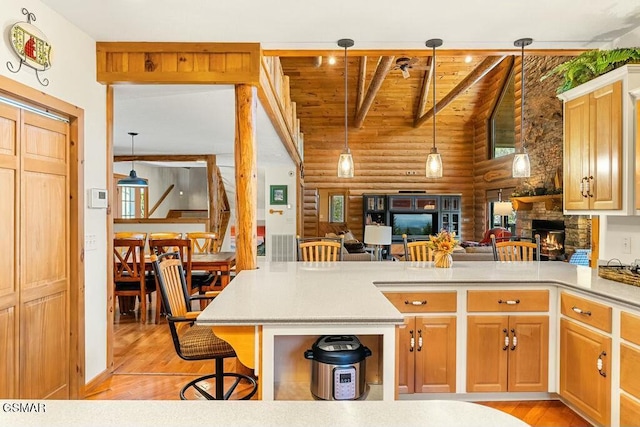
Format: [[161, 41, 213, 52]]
[[491, 234, 541, 262], [297, 235, 343, 262], [113, 237, 150, 323], [115, 231, 147, 241], [148, 238, 193, 295], [151, 253, 190, 319], [402, 234, 434, 262], [186, 232, 220, 254]]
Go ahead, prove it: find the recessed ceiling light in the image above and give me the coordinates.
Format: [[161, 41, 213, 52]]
[[464, 55, 472, 63], [328, 56, 336, 65]]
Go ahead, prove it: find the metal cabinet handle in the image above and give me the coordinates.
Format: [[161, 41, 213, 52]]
[[417, 329, 423, 352], [498, 299, 520, 305], [409, 329, 414, 352], [405, 300, 427, 306], [510, 328, 518, 350], [587, 176, 594, 198], [503, 328, 509, 351], [597, 351, 607, 377], [580, 177, 587, 198], [572, 306, 592, 316]]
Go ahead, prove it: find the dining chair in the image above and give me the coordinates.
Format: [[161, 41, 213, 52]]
[[296, 235, 344, 261], [148, 232, 183, 254], [114, 231, 147, 241], [186, 232, 222, 308], [113, 237, 154, 323], [491, 234, 541, 261], [151, 252, 258, 400], [402, 234, 434, 262]]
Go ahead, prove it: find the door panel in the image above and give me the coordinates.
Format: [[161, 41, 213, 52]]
[[508, 316, 548, 392], [0, 307, 16, 397], [396, 317, 415, 394], [19, 112, 69, 399], [415, 316, 456, 393], [564, 94, 590, 210], [467, 316, 508, 392]]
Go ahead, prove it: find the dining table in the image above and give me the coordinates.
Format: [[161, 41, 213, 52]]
[[189, 251, 236, 289]]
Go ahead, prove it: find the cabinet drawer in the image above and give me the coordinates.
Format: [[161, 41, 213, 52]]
[[621, 311, 640, 345], [384, 292, 456, 313], [467, 290, 549, 312], [561, 292, 612, 333]]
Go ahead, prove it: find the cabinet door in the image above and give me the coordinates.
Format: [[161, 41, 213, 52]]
[[636, 100, 640, 210], [396, 317, 416, 394], [590, 81, 622, 209], [467, 316, 508, 392], [507, 316, 548, 392], [415, 316, 456, 393], [564, 93, 591, 210], [560, 318, 611, 426]]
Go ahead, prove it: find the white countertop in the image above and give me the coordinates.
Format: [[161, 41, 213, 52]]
[[197, 261, 640, 326], [1, 400, 528, 427]]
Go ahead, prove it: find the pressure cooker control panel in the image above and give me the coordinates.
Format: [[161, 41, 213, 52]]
[[333, 367, 356, 400]]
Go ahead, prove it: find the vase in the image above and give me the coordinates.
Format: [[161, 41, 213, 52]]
[[434, 251, 453, 268]]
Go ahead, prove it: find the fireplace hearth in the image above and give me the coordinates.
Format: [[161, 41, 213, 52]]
[[532, 219, 565, 260]]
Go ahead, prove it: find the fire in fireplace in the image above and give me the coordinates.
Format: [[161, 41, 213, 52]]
[[532, 220, 565, 260]]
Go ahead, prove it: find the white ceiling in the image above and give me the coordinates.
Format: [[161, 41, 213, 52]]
[[40, 0, 640, 50], [40, 0, 640, 212]]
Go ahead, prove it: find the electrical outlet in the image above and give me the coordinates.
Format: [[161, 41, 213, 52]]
[[622, 237, 631, 254], [85, 234, 97, 251]]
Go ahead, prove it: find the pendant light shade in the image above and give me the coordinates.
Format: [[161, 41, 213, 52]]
[[337, 38, 355, 178], [512, 37, 533, 178], [117, 132, 148, 187], [425, 38, 443, 178]]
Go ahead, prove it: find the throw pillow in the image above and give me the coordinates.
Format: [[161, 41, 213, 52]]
[[344, 241, 366, 253]]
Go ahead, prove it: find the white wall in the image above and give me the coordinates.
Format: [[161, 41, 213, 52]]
[[264, 166, 297, 261], [0, 0, 107, 381], [610, 25, 640, 47], [599, 216, 640, 264], [187, 168, 209, 210]]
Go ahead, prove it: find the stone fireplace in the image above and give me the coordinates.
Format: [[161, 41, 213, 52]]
[[515, 198, 590, 261]]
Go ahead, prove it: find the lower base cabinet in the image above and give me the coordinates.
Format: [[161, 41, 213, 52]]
[[560, 318, 611, 426], [467, 315, 548, 392], [397, 316, 456, 394]]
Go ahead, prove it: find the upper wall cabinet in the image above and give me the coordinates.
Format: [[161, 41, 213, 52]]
[[558, 65, 640, 215]]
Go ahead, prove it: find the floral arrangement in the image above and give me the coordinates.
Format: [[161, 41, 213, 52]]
[[426, 229, 459, 254]]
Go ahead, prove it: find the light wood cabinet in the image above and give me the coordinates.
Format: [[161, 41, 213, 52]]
[[564, 81, 622, 210], [385, 291, 456, 395], [560, 318, 611, 426], [620, 311, 640, 426], [467, 315, 548, 392], [397, 316, 456, 394]]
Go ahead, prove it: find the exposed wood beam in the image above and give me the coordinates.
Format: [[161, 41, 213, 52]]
[[148, 184, 175, 217], [114, 154, 208, 162], [356, 56, 367, 110], [353, 56, 395, 128], [414, 57, 434, 120], [414, 55, 506, 128]]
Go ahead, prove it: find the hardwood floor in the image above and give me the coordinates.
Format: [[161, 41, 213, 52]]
[[87, 301, 591, 426]]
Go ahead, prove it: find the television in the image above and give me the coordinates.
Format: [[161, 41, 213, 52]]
[[391, 213, 437, 239]]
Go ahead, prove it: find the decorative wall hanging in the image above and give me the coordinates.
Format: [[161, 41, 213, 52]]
[[7, 8, 52, 86]]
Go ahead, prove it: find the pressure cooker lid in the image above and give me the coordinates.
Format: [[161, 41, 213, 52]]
[[306, 335, 372, 364]]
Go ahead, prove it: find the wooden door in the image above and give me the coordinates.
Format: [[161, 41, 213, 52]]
[[415, 316, 456, 393], [590, 81, 622, 210], [0, 102, 19, 398], [564, 93, 590, 210], [19, 111, 70, 398], [507, 315, 548, 392], [396, 317, 415, 394], [560, 318, 611, 426], [467, 315, 508, 392]]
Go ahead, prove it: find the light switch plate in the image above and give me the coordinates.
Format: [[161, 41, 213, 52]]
[[85, 234, 97, 251]]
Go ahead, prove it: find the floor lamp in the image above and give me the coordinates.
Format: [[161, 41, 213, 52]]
[[494, 201, 513, 229], [364, 225, 392, 261]]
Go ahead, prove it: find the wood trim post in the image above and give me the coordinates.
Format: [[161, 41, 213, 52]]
[[206, 155, 219, 234], [234, 85, 257, 272], [106, 85, 115, 374]]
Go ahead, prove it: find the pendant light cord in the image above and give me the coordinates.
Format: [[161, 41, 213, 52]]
[[432, 44, 436, 151], [131, 134, 135, 171], [344, 44, 348, 151], [520, 42, 525, 153]]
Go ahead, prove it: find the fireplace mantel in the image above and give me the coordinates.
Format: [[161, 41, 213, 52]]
[[511, 194, 562, 211]]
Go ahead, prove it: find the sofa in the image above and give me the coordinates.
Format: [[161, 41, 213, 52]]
[[324, 230, 376, 261]]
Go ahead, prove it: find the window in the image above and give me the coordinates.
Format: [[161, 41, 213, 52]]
[[489, 61, 516, 159], [329, 193, 345, 223], [114, 174, 148, 219]]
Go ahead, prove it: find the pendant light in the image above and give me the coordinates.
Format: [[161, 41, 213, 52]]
[[512, 37, 533, 178], [337, 38, 355, 178], [425, 38, 443, 178], [117, 132, 148, 187]]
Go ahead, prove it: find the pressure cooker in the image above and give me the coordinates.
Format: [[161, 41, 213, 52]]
[[304, 335, 372, 400]]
